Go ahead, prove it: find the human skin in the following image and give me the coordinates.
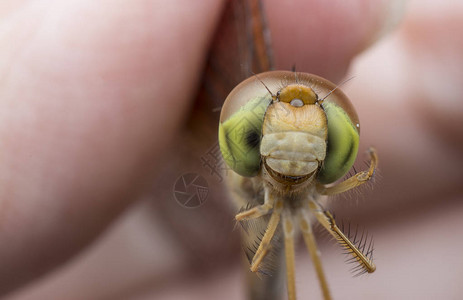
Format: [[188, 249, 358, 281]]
[[1, 0, 463, 299], [0, 0, 223, 295]]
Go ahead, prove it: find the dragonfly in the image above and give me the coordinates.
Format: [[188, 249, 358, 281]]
[[202, 0, 378, 299]]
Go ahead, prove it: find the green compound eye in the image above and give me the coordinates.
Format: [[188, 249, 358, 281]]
[[317, 85, 360, 184], [219, 96, 271, 177], [218, 73, 286, 177]]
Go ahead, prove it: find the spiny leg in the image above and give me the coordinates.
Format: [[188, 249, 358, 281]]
[[250, 198, 284, 272], [308, 200, 376, 274], [317, 147, 378, 196], [282, 208, 296, 300], [325, 211, 375, 274], [298, 208, 332, 300], [236, 186, 275, 221]]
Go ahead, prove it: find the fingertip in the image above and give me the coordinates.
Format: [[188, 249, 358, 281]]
[[264, 0, 406, 81]]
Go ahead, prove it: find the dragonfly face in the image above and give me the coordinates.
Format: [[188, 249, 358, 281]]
[[219, 70, 361, 188], [218, 71, 377, 300]]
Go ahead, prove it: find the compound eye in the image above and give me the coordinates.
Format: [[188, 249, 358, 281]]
[[218, 73, 282, 177], [316, 79, 360, 184]]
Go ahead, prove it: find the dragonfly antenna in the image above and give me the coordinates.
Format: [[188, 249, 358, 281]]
[[252, 71, 274, 97], [292, 65, 299, 84], [320, 76, 355, 103]]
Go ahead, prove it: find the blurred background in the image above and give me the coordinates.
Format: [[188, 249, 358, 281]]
[[5, 0, 463, 299]]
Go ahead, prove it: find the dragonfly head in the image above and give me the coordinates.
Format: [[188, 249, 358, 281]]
[[218, 71, 360, 185]]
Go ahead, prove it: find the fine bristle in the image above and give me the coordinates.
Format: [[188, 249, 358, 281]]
[[326, 213, 376, 276], [239, 208, 283, 276]]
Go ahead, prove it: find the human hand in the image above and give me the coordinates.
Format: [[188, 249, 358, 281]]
[[2, 0, 462, 299]]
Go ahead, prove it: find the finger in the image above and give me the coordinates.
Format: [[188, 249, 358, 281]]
[[0, 0, 224, 295], [265, 0, 405, 81], [337, 2, 463, 219]]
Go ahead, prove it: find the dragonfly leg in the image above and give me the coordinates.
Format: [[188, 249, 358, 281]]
[[298, 208, 332, 300], [316, 147, 378, 196], [236, 186, 275, 221], [282, 208, 296, 300], [250, 198, 283, 272], [308, 200, 376, 274]]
